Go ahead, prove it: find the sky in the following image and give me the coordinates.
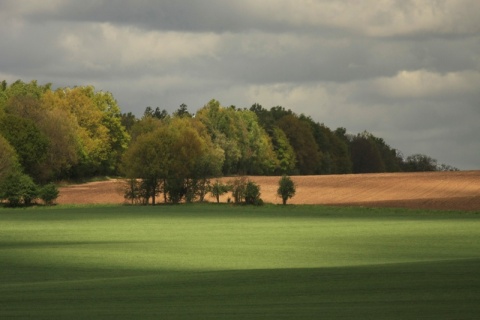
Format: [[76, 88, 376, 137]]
[[0, 0, 479, 170]]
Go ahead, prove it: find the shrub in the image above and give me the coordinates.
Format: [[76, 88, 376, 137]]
[[229, 177, 263, 206], [39, 183, 59, 205], [244, 181, 263, 206], [22, 178, 39, 206], [0, 171, 39, 207]]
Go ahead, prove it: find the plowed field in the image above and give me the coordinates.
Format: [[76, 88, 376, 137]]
[[57, 171, 480, 211]]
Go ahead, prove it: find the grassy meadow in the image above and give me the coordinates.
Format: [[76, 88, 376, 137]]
[[1, 204, 479, 319]]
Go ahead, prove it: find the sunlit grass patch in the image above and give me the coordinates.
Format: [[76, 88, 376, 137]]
[[1, 204, 479, 319]]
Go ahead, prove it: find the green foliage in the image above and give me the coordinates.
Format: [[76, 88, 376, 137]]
[[0, 114, 49, 181], [228, 177, 263, 205], [40, 86, 129, 178], [38, 183, 59, 205], [244, 181, 263, 205], [122, 117, 222, 204], [270, 126, 296, 174], [128, 116, 163, 143], [0, 80, 132, 181], [165, 178, 186, 204], [329, 130, 352, 174], [209, 180, 230, 203], [196, 100, 278, 175], [437, 163, 459, 172], [173, 103, 192, 118], [143, 106, 169, 120], [0, 134, 20, 183], [350, 132, 386, 173], [0, 78, 459, 187], [403, 154, 438, 172], [277, 175, 296, 205], [6, 95, 80, 181], [123, 178, 141, 204], [191, 145, 224, 201], [120, 112, 138, 133], [229, 176, 247, 204], [276, 114, 321, 175], [93, 90, 131, 174], [0, 170, 38, 206], [121, 126, 172, 205]]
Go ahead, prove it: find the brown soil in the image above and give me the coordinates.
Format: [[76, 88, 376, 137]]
[[57, 171, 480, 211]]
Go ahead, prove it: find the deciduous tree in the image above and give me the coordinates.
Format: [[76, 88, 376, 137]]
[[210, 180, 230, 203], [0, 134, 19, 183], [277, 114, 321, 175], [0, 115, 49, 181], [402, 154, 438, 172], [277, 175, 296, 205], [244, 181, 263, 205]]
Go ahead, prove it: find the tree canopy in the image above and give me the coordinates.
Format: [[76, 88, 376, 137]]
[[1, 79, 459, 206]]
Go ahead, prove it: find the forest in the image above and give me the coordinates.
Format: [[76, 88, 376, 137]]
[[0, 80, 457, 205]]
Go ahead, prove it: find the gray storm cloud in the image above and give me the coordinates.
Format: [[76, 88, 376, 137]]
[[0, 0, 479, 169]]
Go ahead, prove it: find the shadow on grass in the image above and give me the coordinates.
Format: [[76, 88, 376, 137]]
[[1, 258, 479, 319]]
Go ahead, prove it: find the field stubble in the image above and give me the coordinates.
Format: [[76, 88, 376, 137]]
[[58, 171, 480, 211]]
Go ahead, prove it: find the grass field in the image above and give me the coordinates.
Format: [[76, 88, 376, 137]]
[[1, 204, 479, 319]]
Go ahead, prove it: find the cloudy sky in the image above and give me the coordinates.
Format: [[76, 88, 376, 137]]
[[1, 1, 479, 169]]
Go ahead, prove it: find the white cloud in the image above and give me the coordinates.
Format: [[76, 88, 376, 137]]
[[374, 70, 480, 99], [58, 23, 221, 73], [243, 0, 480, 37]]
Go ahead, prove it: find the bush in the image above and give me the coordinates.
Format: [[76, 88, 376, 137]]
[[0, 171, 39, 207], [22, 178, 39, 206], [277, 175, 296, 205], [244, 181, 263, 206], [229, 177, 263, 206], [39, 183, 59, 205]]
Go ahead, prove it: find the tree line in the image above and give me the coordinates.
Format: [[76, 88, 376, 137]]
[[0, 80, 129, 206], [0, 80, 457, 206]]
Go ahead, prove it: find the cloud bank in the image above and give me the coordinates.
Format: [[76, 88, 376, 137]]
[[1, 0, 479, 169]]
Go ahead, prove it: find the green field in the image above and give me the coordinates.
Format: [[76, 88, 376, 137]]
[[1, 204, 479, 319]]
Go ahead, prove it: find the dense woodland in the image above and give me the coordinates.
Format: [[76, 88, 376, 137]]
[[0, 80, 457, 205]]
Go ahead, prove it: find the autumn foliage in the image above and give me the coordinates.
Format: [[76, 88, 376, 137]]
[[0, 80, 458, 206]]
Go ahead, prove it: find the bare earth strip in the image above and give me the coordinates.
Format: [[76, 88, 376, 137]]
[[57, 171, 480, 211]]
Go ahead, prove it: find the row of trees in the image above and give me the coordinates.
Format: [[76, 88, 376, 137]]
[[1, 80, 457, 206], [120, 100, 456, 205], [123, 100, 457, 177], [249, 104, 459, 174]]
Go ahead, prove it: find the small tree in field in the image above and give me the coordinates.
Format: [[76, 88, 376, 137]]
[[123, 178, 141, 204], [277, 175, 296, 205], [230, 176, 248, 204], [244, 181, 263, 206], [210, 180, 230, 203], [228, 177, 263, 205]]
